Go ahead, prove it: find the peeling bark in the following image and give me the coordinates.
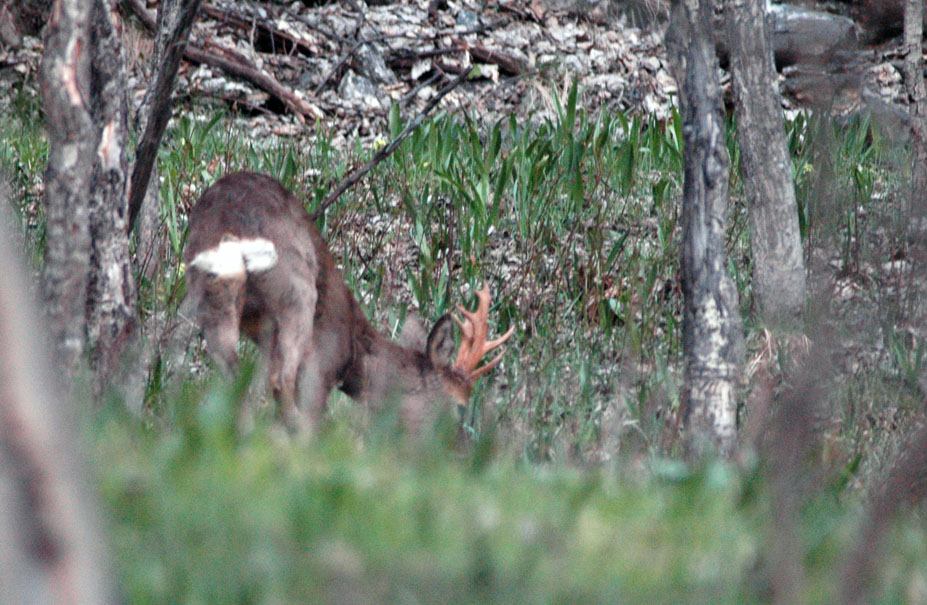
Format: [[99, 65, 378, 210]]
[[666, 0, 745, 458], [86, 0, 137, 383], [725, 0, 807, 321]]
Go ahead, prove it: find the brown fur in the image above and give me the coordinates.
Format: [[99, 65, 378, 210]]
[[184, 172, 472, 429]]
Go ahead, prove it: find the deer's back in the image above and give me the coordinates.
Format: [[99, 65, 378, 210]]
[[185, 172, 319, 267], [185, 172, 373, 386]]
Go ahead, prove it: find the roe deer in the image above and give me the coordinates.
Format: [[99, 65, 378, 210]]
[[183, 172, 514, 429]]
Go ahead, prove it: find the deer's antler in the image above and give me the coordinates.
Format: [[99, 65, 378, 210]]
[[453, 284, 515, 379]]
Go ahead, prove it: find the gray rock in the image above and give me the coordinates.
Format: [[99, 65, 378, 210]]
[[354, 43, 398, 86], [768, 3, 858, 68], [338, 69, 390, 111], [456, 9, 481, 30]]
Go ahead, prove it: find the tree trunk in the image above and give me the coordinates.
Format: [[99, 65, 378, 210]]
[[904, 0, 927, 219], [86, 0, 137, 383], [666, 0, 745, 458], [39, 0, 96, 373], [41, 0, 199, 395], [725, 0, 807, 322], [0, 201, 119, 604], [42, 0, 136, 385]]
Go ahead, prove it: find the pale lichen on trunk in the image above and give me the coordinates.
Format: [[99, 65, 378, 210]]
[[685, 288, 740, 450], [666, 0, 745, 458]]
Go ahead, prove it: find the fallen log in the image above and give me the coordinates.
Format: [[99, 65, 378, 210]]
[[124, 0, 323, 122]]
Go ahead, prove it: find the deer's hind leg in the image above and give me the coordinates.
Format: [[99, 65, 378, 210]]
[[192, 271, 247, 375], [264, 278, 318, 429]]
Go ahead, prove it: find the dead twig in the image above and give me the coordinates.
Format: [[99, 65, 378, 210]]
[[124, 0, 155, 30], [399, 70, 442, 107], [185, 41, 324, 121], [199, 4, 315, 57], [463, 41, 526, 76]]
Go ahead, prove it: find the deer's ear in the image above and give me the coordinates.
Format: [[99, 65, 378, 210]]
[[426, 314, 456, 367], [399, 314, 428, 351]]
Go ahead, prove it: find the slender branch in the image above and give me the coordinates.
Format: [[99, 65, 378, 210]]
[[309, 67, 472, 221], [126, 0, 203, 233], [124, 0, 156, 29]]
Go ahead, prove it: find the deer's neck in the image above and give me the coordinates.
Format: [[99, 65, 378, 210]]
[[344, 333, 421, 405]]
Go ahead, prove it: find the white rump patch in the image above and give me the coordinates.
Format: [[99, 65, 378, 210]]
[[190, 237, 277, 277], [238, 238, 278, 273], [189, 239, 247, 277]]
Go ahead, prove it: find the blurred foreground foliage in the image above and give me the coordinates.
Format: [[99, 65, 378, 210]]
[[91, 379, 927, 603]]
